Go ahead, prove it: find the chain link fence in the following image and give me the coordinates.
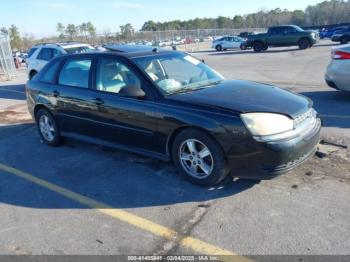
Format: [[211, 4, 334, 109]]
[[0, 33, 16, 81], [55, 28, 266, 52]]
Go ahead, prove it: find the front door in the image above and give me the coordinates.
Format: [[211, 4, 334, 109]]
[[87, 56, 159, 154]]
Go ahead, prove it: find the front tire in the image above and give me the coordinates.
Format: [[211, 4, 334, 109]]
[[253, 41, 264, 52], [215, 45, 223, 52], [172, 129, 229, 187], [298, 38, 311, 49], [36, 109, 62, 146]]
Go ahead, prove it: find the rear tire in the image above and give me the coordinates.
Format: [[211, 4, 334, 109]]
[[240, 44, 247, 50], [253, 41, 264, 52], [298, 38, 311, 49], [216, 45, 223, 52], [172, 129, 229, 187], [35, 109, 62, 147]]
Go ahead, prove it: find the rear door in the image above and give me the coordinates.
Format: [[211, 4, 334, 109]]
[[54, 55, 99, 137], [268, 27, 285, 45]]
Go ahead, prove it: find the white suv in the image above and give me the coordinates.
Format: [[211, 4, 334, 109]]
[[26, 42, 94, 79]]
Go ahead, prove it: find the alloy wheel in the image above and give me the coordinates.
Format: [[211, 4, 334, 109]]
[[178, 139, 214, 179], [39, 115, 55, 142]]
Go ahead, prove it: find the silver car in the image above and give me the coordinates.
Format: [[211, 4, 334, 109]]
[[212, 36, 245, 51], [325, 44, 350, 91]]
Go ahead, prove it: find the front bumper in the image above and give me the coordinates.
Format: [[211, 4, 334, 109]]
[[227, 118, 321, 179]]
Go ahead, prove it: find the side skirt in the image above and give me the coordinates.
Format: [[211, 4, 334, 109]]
[[61, 132, 170, 162]]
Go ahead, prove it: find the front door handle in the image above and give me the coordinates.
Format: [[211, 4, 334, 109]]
[[91, 98, 104, 105], [53, 91, 60, 97]]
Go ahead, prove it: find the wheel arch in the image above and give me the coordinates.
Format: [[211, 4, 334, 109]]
[[34, 104, 53, 120], [166, 125, 225, 162], [29, 69, 38, 79]]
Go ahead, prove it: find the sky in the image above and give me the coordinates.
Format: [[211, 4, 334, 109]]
[[0, 0, 324, 37]]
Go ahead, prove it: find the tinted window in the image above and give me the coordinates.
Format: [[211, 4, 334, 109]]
[[96, 57, 141, 94], [270, 27, 284, 35], [58, 59, 91, 88], [64, 46, 94, 54], [28, 47, 38, 58], [284, 27, 297, 33], [37, 48, 62, 61], [40, 60, 61, 84]]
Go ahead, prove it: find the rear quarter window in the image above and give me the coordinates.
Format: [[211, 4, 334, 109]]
[[39, 60, 61, 84]]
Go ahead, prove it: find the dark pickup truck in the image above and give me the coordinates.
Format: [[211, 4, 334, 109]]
[[331, 27, 350, 44], [246, 25, 318, 52]]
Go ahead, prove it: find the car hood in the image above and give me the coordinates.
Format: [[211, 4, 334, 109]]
[[168, 80, 311, 119]]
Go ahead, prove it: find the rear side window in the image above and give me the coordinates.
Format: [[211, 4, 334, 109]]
[[37, 48, 62, 61], [270, 28, 283, 35], [284, 27, 297, 34], [58, 59, 92, 88], [40, 60, 61, 84]]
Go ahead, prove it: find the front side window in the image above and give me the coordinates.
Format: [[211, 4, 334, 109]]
[[58, 59, 91, 88], [133, 53, 224, 95], [96, 57, 141, 94]]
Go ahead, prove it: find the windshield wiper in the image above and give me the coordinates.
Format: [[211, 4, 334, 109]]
[[169, 86, 206, 95]]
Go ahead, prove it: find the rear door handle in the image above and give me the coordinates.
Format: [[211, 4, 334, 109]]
[[53, 91, 60, 97], [91, 98, 104, 105]]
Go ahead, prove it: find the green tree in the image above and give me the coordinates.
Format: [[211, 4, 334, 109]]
[[120, 23, 135, 40], [141, 20, 158, 31], [0, 27, 8, 34], [233, 15, 244, 28], [65, 24, 77, 40], [78, 23, 88, 40], [56, 22, 65, 39], [9, 24, 22, 50], [87, 22, 96, 37]]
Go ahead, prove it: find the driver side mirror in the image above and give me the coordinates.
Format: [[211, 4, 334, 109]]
[[119, 85, 146, 99], [201, 59, 205, 64]]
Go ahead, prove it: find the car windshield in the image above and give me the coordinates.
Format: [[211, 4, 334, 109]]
[[133, 53, 224, 95], [64, 46, 94, 54], [292, 25, 304, 32], [28, 47, 38, 58]]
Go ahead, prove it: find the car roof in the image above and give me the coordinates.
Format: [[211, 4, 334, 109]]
[[101, 44, 177, 58], [33, 42, 91, 49], [54, 45, 180, 60]]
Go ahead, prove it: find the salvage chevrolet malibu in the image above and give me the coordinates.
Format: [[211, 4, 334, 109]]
[[26, 45, 321, 186]]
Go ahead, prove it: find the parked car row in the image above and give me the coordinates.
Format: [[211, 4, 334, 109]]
[[26, 42, 94, 79]]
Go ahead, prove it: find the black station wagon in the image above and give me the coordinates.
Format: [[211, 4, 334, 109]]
[[26, 45, 321, 186]]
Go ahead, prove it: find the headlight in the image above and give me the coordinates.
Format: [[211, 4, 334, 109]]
[[311, 32, 316, 38], [241, 113, 294, 137]]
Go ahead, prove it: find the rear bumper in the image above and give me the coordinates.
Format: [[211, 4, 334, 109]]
[[227, 118, 321, 179]]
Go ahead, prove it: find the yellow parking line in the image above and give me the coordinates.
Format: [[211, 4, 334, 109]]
[[0, 163, 251, 261]]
